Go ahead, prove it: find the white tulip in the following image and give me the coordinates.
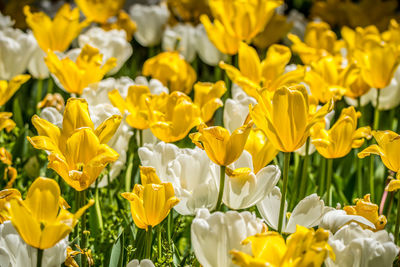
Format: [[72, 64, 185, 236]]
[[0, 27, 35, 80], [195, 24, 227, 66], [27, 36, 49, 79], [162, 23, 197, 62], [223, 84, 256, 133], [78, 27, 133, 75], [134, 76, 169, 95], [0, 221, 68, 267], [222, 151, 281, 210], [319, 209, 376, 234], [191, 208, 266, 267], [139, 142, 219, 215], [325, 222, 398, 267], [129, 3, 170, 47], [257, 186, 332, 233], [283, 9, 308, 45], [126, 259, 155, 267], [0, 12, 14, 29]]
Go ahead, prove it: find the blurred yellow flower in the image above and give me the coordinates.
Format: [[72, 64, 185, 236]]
[[5, 177, 93, 249], [220, 42, 303, 98], [121, 166, 179, 230], [28, 98, 121, 191], [340, 63, 371, 99], [0, 112, 16, 133], [147, 92, 202, 143], [167, 0, 211, 25], [341, 25, 382, 57], [0, 189, 20, 223], [76, 0, 125, 24], [109, 85, 151, 130], [245, 128, 279, 174], [312, 107, 371, 159], [45, 44, 116, 95], [359, 130, 400, 191], [230, 225, 334, 267], [24, 4, 89, 52], [102, 11, 137, 41], [0, 74, 30, 106], [343, 194, 387, 231], [143, 51, 196, 94], [250, 85, 334, 152], [190, 122, 253, 166], [193, 81, 226, 123], [288, 21, 343, 64]]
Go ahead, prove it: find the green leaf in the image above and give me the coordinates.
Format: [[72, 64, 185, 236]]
[[109, 229, 125, 267]]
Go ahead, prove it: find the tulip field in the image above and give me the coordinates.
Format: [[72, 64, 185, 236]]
[[2, 0, 400, 266]]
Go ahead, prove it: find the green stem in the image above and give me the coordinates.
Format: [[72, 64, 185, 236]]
[[299, 138, 310, 200], [356, 149, 363, 197], [37, 248, 43, 267], [158, 226, 162, 260], [77, 190, 87, 267], [370, 156, 375, 202], [125, 152, 134, 192], [95, 186, 103, 231], [318, 158, 326, 196], [278, 152, 291, 233], [215, 165, 226, 211], [326, 159, 333, 206], [139, 129, 143, 147], [145, 226, 153, 259], [373, 89, 381, 130], [47, 77, 53, 94], [395, 190, 400, 244], [36, 79, 43, 113]]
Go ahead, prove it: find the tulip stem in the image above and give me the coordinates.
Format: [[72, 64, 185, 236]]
[[37, 248, 43, 267], [145, 226, 153, 259], [373, 89, 381, 130], [158, 226, 162, 260], [77, 190, 88, 267], [36, 79, 43, 113], [326, 159, 333, 206], [369, 157, 375, 202], [125, 152, 134, 192], [47, 77, 53, 94], [299, 138, 310, 200], [216, 165, 226, 211], [278, 152, 291, 233], [395, 190, 400, 244], [139, 130, 143, 147], [318, 158, 326, 196], [356, 149, 363, 197]]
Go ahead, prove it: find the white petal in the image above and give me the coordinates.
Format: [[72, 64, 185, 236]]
[[319, 209, 376, 234], [257, 186, 286, 230]]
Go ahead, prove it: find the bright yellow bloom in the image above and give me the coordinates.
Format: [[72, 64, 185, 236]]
[[220, 42, 304, 98], [121, 166, 179, 230], [0, 74, 30, 106], [147, 92, 202, 143], [312, 107, 371, 159], [0, 147, 12, 166], [45, 44, 116, 95], [354, 42, 400, 89], [250, 85, 334, 152], [190, 122, 253, 166], [341, 63, 371, 99], [5, 177, 93, 249], [253, 13, 293, 49], [288, 21, 343, 64], [28, 98, 121, 191], [0, 189, 20, 223], [343, 194, 387, 231], [75, 0, 125, 24], [230, 225, 334, 267], [102, 11, 137, 41], [142, 51, 196, 94], [109, 85, 151, 130], [245, 128, 278, 174], [341, 25, 382, 57], [24, 4, 89, 52], [359, 130, 400, 191], [193, 81, 226, 123], [0, 112, 16, 133], [305, 56, 348, 103]]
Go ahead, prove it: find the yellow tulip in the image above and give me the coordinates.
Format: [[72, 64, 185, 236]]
[[305, 56, 348, 103], [0, 74, 30, 106], [354, 42, 400, 89], [288, 21, 343, 64], [108, 85, 151, 130], [121, 166, 179, 230], [193, 81, 227, 123], [147, 92, 202, 143], [313, 107, 371, 159], [358, 130, 400, 191], [142, 51, 196, 94], [5, 177, 93, 249], [341, 25, 382, 57], [101, 11, 137, 41], [24, 4, 89, 52], [0, 112, 16, 133], [45, 44, 117, 95], [341, 63, 371, 99], [167, 0, 211, 24], [28, 98, 121, 191], [245, 128, 279, 174], [75, 0, 125, 24], [0, 189, 20, 223], [343, 194, 387, 231], [253, 13, 293, 49], [190, 122, 253, 166], [230, 225, 334, 267], [220, 42, 304, 98], [250, 85, 334, 152]]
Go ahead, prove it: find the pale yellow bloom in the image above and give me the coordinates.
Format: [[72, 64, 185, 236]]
[[253, 13, 293, 49], [190, 122, 253, 166], [312, 106, 371, 159], [76, 0, 125, 24], [250, 85, 334, 152], [4, 177, 93, 249], [143, 51, 196, 94], [121, 166, 179, 230], [45, 44, 116, 95], [0, 74, 30, 106], [193, 81, 226, 123], [24, 4, 89, 52]]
